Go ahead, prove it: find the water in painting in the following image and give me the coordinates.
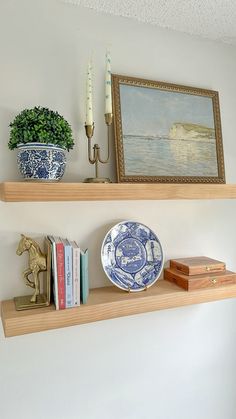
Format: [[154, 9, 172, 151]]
[[120, 84, 218, 177]]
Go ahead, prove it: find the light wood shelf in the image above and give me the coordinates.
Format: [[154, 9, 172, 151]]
[[2, 280, 236, 337], [1, 182, 236, 202]]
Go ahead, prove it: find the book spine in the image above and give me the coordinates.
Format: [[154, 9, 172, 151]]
[[65, 244, 73, 308], [48, 237, 59, 310], [56, 243, 65, 309], [80, 249, 89, 304], [73, 247, 80, 306]]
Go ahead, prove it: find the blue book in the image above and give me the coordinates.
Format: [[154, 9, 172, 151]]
[[80, 249, 89, 304], [62, 239, 73, 308]]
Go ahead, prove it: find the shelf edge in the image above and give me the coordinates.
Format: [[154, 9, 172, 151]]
[[2, 282, 236, 337], [1, 182, 236, 202]]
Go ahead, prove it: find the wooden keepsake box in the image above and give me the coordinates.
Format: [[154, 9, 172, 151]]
[[164, 268, 236, 291], [170, 256, 225, 276]]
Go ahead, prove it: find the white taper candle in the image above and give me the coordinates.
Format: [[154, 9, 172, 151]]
[[86, 61, 93, 125], [105, 51, 112, 114]]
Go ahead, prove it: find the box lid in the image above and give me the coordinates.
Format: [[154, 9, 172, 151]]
[[170, 256, 225, 275]]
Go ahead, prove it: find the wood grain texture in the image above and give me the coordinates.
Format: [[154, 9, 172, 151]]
[[164, 268, 236, 290], [2, 280, 236, 337], [170, 256, 226, 275], [1, 182, 236, 202]]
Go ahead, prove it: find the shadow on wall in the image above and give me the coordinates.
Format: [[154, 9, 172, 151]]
[[0, 106, 20, 181], [84, 219, 126, 289]]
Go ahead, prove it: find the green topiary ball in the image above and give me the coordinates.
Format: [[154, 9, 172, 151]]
[[8, 106, 74, 151]]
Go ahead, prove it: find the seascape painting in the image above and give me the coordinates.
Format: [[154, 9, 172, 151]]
[[112, 75, 225, 183]]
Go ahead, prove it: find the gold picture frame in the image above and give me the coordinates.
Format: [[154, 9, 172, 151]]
[[112, 74, 225, 183]]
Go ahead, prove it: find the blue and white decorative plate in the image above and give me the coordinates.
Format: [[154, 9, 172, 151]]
[[101, 221, 164, 292]]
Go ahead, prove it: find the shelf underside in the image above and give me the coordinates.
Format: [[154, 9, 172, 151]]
[[2, 280, 236, 337], [1, 182, 236, 202]]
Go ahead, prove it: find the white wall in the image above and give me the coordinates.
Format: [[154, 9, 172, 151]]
[[1, 1, 236, 418]]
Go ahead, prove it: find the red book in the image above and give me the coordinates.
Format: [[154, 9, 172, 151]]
[[54, 237, 65, 309]]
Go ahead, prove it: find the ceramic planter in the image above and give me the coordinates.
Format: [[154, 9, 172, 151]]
[[17, 142, 66, 181]]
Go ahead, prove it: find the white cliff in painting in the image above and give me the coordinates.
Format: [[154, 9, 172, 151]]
[[169, 123, 215, 141]]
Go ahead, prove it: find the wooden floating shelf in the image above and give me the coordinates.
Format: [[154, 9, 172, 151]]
[[1, 182, 236, 202], [2, 280, 236, 337]]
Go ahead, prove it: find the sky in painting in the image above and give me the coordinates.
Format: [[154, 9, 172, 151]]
[[120, 84, 215, 136]]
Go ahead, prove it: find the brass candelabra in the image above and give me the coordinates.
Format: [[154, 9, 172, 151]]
[[84, 113, 113, 183]]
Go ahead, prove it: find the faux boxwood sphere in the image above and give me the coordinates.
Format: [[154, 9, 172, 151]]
[[8, 107, 74, 151]]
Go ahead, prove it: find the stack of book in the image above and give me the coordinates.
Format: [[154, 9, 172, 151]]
[[164, 256, 236, 290], [46, 236, 89, 309]]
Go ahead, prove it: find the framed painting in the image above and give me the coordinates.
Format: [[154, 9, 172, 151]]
[[112, 74, 225, 183]]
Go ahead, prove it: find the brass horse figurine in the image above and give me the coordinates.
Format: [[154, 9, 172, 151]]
[[16, 234, 47, 303]]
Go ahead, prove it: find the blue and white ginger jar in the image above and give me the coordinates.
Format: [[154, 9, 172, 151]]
[[17, 142, 66, 181]]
